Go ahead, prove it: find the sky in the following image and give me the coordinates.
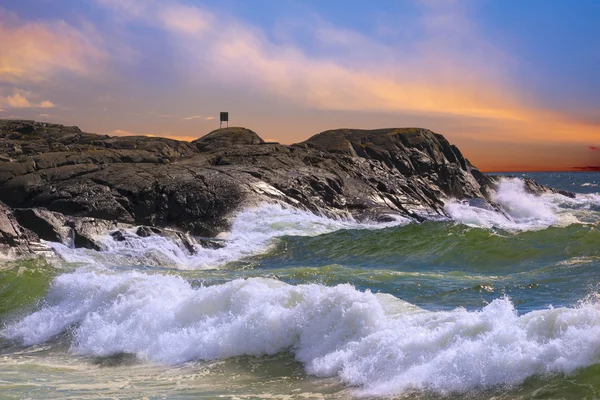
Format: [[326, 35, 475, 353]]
[[0, 0, 598, 171]]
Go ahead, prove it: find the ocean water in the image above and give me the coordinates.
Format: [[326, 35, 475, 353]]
[[1, 172, 600, 399]]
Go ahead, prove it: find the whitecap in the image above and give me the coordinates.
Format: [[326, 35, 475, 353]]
[[445, 177, 600, 231], [48, 204, 408, 270], [4, 272, 600, 396]]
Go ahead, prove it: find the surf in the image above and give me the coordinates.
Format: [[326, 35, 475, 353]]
[[4, 271, 600, 396]]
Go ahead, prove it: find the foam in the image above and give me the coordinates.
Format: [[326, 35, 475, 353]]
[[49, 204, 407, 270], [445, 178, 600, 231], [4, 271, 600, 396]]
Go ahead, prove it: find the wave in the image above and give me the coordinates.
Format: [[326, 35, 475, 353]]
[[0, 258, 56, 319], [445, 178, 600, 230], [262, 222, 600, 272], [3, 271, 600, 396], [48, 204, 407, 270]]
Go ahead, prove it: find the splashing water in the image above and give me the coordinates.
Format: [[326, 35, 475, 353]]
[[49, 203, 408, 270], [445, 178, 600, 230], [4, 271, 600, 396], [3, 174, 600, 399]]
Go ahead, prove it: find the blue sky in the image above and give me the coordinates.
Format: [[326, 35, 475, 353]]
[[0, 0, 598, 170]]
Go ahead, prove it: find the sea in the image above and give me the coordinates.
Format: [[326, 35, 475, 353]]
[[1, 172, 600, 399]]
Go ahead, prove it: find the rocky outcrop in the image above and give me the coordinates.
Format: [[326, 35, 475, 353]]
[[0, 119, 541, 256], [192, 127, 264, 152], [0, 201, 42, 255]]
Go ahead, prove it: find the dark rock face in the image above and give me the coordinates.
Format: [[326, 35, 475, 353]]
[[0, 119, 533, 255], [12, 208, 70, 243], [0, 201, 39, 254], [192, 127, 264, 152]]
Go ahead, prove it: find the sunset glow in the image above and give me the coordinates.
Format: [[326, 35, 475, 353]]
[[0, 0, 598, 171]]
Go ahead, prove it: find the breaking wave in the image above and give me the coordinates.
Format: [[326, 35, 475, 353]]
[[49, 204, 408, 270], [4, 271, 600, 396], [445, 178, 600, 230]]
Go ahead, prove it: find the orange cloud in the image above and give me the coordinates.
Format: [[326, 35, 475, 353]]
[[107, 129, 197, 142], [40, 100, 56, 108], [91, 0, 600, 170], [0, 89, 56, 109], [95, 1, 516, 119], [0, 8, 106, 83]]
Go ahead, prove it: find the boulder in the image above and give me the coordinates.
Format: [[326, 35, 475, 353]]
[[13, 208, 71, 244]]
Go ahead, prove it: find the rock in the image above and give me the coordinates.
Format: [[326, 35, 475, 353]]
[[69, 218, 123, 250], [196, 237, 226, 250], [12, 208, 71, 244], [192, 127, 264, 152], [136, 226, 162, 237], [0, 202, 34, 249], [0, 201, 53, 256], [110, 230, 127, 242], [0, 119, 561, 256]]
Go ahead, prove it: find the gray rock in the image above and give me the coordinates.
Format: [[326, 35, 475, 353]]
[[0, 119, 566, 257], [13, 208, 71, 244]]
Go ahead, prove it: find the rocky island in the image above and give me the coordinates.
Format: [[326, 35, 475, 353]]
[[0, 119, 559, 256]]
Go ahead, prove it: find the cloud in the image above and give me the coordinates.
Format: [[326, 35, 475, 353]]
[[589, 146, 600, 151], [40, 100, 56, 108], [0, 89, 56, 109], [574, 166, 600, 171], [183, 115, 214, 121], [106, 128, 199, 142], [0, 8, 107, 83], [108, 129, 136, 136], [158, 3, 213, 36], [5, 92, 31, 108], [94, 0, 521, 121]]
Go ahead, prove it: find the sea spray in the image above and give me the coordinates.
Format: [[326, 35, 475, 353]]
[[445, 177, 600, 230], [5, 270, 600, 396], [49, 203, 408, 270]]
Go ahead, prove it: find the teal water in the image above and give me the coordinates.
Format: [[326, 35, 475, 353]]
[[1, 173, 600, 399]]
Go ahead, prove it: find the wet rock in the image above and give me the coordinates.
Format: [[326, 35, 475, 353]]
[[136, 226, 162, 237], [110, 230, 127, 242], [69, 218, 122, 251], [196, 237, 226, 250], [0, 202, 34, 249], [13, 208, 70, 244]]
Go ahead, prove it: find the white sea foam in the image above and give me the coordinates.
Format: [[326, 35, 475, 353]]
[[48, 204, 407, 270], [4, 271, 600, 396], [445, 178, 600, 230]]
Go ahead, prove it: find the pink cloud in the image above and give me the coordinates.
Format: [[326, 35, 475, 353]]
[[0, 8, 107, 83], [0, 89, 56, 109]]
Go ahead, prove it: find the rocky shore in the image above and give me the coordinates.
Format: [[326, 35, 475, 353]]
[[0, 119, 565, 257]]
